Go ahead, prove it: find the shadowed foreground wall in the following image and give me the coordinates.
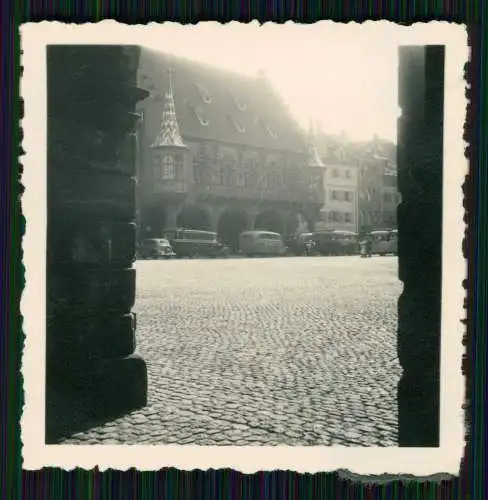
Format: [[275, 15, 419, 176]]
[[46, 45, 148, 442], [397, 45, 444, 446]]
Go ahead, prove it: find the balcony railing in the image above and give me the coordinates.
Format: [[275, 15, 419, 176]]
[[152, 179, 188, 195], [192, 183, 323, 204]]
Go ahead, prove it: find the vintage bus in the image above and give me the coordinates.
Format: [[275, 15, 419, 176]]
[[312, 230, 359, 256], [162, 228, 230, 258], [239, 231, 287, 257]]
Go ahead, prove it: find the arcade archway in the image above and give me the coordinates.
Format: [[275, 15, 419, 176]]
[[176, 205, 211, 231], [217, 208, 249, 253], [254, 210, 283, 234], [141, 205, 167, 238]]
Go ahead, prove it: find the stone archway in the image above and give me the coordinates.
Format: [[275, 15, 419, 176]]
[[176, 204, 212, 231], [254, 209, 284, 235], [217, 208, 249, 253], [141, 205, 167, 238]]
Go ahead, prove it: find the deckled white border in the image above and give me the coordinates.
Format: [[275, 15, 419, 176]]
[[20, 21, 467, 474]]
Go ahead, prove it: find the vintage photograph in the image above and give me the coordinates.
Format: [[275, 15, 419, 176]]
[[21, 22, 466, 473]]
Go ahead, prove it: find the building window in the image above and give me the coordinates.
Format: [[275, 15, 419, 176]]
[[162, 154, 176, 179], [329, 211, 343, 223], [244, 158, 257, 188], [345, 213, 352, 223], [196, 83, 212, 104], [345, 191, 352, 202], [222, 155, 235, 186], [153, 154, 162, 180], [345, 169, 351, 178], [233, 97, 247, 111], [235, 159, 246, 187], [231, 117, 246, 134], [332, 168, 339, 178], [332, 190, 338, 200], [192, 106, 209, 126]]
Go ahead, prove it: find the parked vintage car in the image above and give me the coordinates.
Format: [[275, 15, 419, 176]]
[[163, 228, 230, 258], [372, 229, 398, 256], [138, 238, 176, 260], [239, 230, 287, 257]]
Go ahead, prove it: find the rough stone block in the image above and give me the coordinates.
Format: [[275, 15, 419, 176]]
[[49, 166, 136, 221], [48, 266, 136, 313], [47, 312, 137, 365], [48, 219, 136, 268], [72, 354, 148, 416]]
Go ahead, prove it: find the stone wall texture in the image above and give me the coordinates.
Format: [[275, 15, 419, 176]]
[[46, 45, 149, 442]]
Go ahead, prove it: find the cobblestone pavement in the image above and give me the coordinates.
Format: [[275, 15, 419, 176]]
[[62, 256, 403, 446]]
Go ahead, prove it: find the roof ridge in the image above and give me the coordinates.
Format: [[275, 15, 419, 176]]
[[142, 47, 261, 85]]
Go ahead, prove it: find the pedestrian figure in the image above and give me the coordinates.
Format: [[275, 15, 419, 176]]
[[365, 233, 373, 257]]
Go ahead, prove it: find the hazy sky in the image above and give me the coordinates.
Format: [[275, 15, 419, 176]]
[[140, 22, 465, 143]]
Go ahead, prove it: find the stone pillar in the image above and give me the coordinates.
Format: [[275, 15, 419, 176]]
[[46, 46, 149, 441], [397, 46, 444, 446]]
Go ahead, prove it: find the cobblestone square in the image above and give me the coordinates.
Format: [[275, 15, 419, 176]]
[[63, 256, 402, 446]]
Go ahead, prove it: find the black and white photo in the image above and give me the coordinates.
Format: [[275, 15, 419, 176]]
[[21, 21, 466, 474]]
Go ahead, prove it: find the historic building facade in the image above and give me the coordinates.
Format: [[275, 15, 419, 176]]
[[315, 133, 400, 234], [357, 136, 400, 232], [316, 138, 359, 232], [134, 49, 325, 251]]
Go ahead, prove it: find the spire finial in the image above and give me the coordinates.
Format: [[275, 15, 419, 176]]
[[167, 66, 174, 97], [151, 67, 186, 149]]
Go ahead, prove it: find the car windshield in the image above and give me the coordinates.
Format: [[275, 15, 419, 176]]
[[258, 233, 281, 240]]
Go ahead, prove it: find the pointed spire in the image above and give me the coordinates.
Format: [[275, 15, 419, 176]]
[[151, 67, 186, 149]]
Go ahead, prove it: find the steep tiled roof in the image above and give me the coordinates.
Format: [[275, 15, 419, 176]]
[[354, 136, 397, 164], [315, 133, 397, 171], [315, 133, 359, 165], [137, 48, 309, 154]]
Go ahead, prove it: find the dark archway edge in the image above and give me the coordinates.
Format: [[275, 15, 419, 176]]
[[217, 208, 249, 253], [44, 44, 446, 450], [254, 209, 284, 234], [397, 45, 444, 446], [176, 204, 212, 231], [45, 45, 149, 442]]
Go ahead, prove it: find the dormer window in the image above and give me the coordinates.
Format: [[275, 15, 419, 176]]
[[265, 124, 277, 139], [192, 105, 209, 127], [230, 117, 245, 134], [233, 97, 247, 111], [196, 83, 212, 104]]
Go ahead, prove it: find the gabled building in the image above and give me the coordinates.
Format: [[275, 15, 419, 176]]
[[134, 49, 325, 251], [314, 132, 400, 234], [315, 133, 359, 232]]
